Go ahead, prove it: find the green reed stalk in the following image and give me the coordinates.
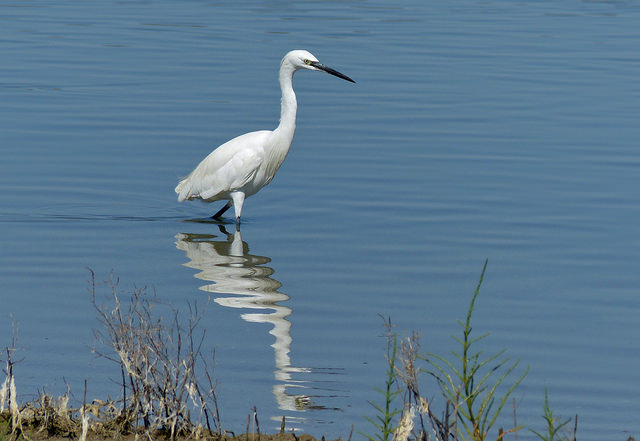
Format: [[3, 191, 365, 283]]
[[362, 319, 402, 441], [422, 259, 528, 441]]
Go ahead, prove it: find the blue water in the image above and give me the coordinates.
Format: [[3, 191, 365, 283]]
[[1, 0, 639, 439]]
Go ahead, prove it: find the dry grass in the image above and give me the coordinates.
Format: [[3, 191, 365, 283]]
[[1, 407, 331, 441], [1, 272, 339, 441], [88, 269, 221, 440], [2, 273, 228, 441]]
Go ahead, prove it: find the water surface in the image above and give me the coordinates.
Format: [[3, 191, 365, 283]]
[[1, 0, 639, 439]]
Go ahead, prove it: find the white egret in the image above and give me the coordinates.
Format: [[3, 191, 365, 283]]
[[175, 49, 355, 225]]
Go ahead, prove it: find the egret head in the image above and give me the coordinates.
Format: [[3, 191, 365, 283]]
[[282, 50, 355, 83]]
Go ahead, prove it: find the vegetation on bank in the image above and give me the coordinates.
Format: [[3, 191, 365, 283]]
[[1, 262, 614, 441], [360, 260, 577, 441]]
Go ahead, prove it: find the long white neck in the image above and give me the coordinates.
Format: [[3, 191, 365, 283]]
[[273, 61, 297, 147]]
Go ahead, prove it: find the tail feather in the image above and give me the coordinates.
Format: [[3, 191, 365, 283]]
[[175, 176, 193, 202]]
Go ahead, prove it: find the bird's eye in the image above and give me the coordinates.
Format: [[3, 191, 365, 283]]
[[303, 59, 311, 65]]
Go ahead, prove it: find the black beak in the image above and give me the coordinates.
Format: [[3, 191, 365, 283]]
[[310, 61, 356, 83]]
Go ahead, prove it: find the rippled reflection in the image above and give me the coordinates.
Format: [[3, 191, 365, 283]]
[[175, 226, 319, 417]]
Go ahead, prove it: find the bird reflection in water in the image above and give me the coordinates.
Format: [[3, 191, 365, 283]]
[[175, 226, 329, 422]]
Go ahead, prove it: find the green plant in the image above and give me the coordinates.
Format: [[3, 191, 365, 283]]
[[0, 417, 10, 441], [421, 259, 528, 441], [362, 317, 402, 441], [530, 389, 572, 441], [0, 417, 25, 441]]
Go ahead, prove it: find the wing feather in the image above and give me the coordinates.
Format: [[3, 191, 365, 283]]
[[176, 130, 270, 202]]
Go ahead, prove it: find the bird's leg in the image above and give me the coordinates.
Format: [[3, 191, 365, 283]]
[[211, 201, 232, 219], [230, 192, 245, 226]]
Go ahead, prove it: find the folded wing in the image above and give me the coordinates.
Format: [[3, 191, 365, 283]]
[[175, 130, 271, 202]]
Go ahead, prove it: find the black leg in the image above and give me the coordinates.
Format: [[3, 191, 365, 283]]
[[212, 201, 232, 219]]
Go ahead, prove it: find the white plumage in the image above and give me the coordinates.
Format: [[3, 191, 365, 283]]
[[175, 49, 355, 225]]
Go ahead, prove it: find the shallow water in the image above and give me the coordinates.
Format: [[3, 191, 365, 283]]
[[1, 0, 640, 439]]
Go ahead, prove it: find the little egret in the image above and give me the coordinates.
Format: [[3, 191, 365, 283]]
[[175, 49, 355, 225]]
